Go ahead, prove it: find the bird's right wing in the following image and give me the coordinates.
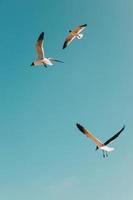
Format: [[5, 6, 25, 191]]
[[48, 58, 64, 63], [76, 123, 103, 147], [63, 34, 76, 49], [36, 32, 45, 59]]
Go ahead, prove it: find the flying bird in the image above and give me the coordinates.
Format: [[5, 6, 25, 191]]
[[76, 123, 125, 158], [31, 32, 64, 67], [63, 24, 87, 49]]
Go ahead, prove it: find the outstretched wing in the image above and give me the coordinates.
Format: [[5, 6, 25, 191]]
[[48, 58, 64, 63], [76, 123, 103, 147], [73, 24, 87, 34], [104, 125, 125, 146], [36, 32, 45, 59], [63, 34, 76, 49]]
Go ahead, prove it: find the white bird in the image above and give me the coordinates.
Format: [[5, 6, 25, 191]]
[[31, 32, 64, 67], [76, 123, 125, 158], [63, 24, 87, 49]]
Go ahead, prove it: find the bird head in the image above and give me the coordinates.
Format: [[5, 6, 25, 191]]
[[95, 146, 99, 151], [30, 62, 34, 66]]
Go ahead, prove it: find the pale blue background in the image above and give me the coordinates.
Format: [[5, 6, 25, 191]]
[[0, 0, 132, 199]]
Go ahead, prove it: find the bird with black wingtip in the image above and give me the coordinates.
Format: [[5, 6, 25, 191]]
[[76, 123, 125, 158], [31, 32, 64, 68], [63, 24, 87, 49]]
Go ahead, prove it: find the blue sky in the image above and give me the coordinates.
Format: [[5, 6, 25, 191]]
[[0, 0, 133, 199]]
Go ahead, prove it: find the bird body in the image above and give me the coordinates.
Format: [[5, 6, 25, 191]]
[[32, 58, 53, 66], [100, 146, 114, 152]]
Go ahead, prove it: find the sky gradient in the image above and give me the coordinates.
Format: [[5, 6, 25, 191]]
[[0, 0, 133, 199]]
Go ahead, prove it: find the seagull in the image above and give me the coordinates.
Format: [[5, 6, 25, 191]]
[[31, 32, 64, 67], [76, 123, 125, 158], [63, 24, 87, 49]]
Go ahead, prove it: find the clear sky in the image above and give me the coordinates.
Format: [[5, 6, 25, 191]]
[[0, 0, 133, 199]]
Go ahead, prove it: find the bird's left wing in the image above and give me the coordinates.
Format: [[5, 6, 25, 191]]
[[76, 123, 103, 147], [104, 125, 125, 146], [36, 32, 45, 59], [73, 24, 87, 34]]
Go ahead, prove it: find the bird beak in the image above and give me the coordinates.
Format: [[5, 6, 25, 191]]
[[30, 62, 34, 66], [95, 146, 99, 151]]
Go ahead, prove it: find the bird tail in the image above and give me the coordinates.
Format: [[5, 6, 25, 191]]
[[77, 33, 83, 39]]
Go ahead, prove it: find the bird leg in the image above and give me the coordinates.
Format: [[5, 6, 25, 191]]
[[106, 152, 108, 157], [43, 63, 47, 68], [102, 150, 105, 158]]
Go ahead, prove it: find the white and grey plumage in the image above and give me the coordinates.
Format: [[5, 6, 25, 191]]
[[76, 123, 125, 158], [63, 24, 87, 49], [31, 32, 63, 67]]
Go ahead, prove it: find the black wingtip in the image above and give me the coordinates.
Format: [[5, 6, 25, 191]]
[[41, 32, 44, 35], [38, 32, 44, 40], [80, 24, 87, 27], [63, 43, 67, 49], [76, 123, 85, 133], [123, 125, 126, 128], [55, 59, 64, 63], [122, 125, 126, 131]]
